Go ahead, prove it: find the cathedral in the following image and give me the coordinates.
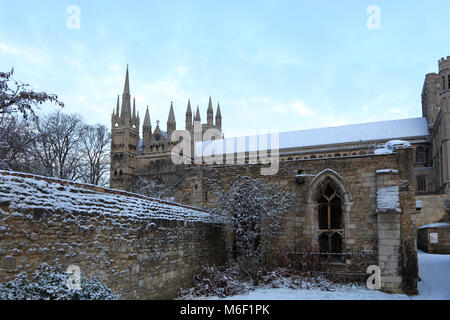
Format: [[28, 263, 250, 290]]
[[110, 65, 222, 190], [109, 57, 450, 294], [111, 57, 450, 208]]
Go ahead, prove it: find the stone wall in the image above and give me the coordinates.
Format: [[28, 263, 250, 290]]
[[416, 194, 449, 227], [0, 171, 226, 299], [177, 153, 398, 254], [418, 224, 450, 254]]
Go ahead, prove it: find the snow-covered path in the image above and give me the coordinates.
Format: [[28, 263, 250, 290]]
[[206, 250, 450, 300], [414, 250, 450, 299]]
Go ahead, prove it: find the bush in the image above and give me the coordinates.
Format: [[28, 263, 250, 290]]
[[178, 265, 252, 298], [212, 176, 293, 276], [0, 263, 119, 300]]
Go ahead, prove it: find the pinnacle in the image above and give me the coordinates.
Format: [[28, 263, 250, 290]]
[[144, 106, 151, 127], [186, 99, 192, 114], [123, 64, 130, 95], [207, 96, 213, 113], [168, 102, 176, 123], [216, 102, 221, 117], [195, 105, 201, 121]]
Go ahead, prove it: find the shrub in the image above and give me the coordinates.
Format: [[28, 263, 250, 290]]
[[0, 263, 119, 300]]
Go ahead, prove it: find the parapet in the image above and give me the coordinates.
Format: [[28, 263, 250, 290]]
[[438, 56, 450, 72]]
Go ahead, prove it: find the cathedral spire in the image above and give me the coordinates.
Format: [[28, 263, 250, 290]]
[[144, 106, 151, 127], [123, 64, 130, 95], [195, 105, 201, 121], [167, 101, 176, 137], [116, 95, 120, 116], [121, 65, 132, 121], [186, 99, 193, 131], [186, 99, 192, 115], [168, 101, 176, 124], [216, 102, 221, 117], [207, 96, 214, 124], [215, 102, 222, 130], [132, 97, 136, 119]]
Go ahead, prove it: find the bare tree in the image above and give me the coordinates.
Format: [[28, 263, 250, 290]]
[[130, 176, 184, 200], [29, 110, 83, 180], [0, 68, 64, 170], [0, 115, 34, 171], [79, 124, 111, 186], [0, 68, 63, 120]]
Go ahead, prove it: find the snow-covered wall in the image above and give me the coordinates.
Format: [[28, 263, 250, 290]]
[[0, 171, 227, 299]]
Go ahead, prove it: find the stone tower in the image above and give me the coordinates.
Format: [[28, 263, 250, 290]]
[[422, 56, 450, 130], [110, 65, 140, 190], [422, 56, 450, 193]]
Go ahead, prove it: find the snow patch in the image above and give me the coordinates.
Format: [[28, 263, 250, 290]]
[[374, 148, 392, 155], [377, 186, 401, 212], [374, 140, 412, 155], [376, 169, 398, 174], [197, 251, 450, 300], [418, 222, 450, 229]]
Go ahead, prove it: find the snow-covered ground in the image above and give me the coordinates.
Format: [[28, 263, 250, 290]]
[[414, 250, 450, 299], [204, 250, 450, 300]]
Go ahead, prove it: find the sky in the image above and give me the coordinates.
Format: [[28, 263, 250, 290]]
[[1, 0, 450, 138]]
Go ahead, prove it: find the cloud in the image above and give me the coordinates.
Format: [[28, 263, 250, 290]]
[[292, 100, 312, 117], [175, 66, 189, 77], [271, 105, 286, 114], [0, 42, 46, 64]]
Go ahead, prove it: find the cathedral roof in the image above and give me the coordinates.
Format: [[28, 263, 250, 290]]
[[195, 117, 429, 155]]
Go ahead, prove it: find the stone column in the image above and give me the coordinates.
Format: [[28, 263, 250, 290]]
[[375, 147, 419, 295], [377, 209, 402, 292], [376, 169, 403, 293]]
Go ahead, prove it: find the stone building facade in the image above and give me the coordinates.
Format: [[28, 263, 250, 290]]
[[106, 56, 450, 294], [175, 146, 418, 294], [110, 58, 450, 228]]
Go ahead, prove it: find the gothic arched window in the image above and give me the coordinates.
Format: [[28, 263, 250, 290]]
[[316, 181, 343, 253]]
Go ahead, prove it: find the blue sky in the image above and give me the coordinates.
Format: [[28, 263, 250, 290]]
[[1, 0, 450, 137]]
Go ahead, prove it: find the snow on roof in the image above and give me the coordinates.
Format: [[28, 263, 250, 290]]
[[419, 222, 450, 229], [0, 173, 215, 223], [374, 140, 412, 155], [196, 117, 428, 155], [160, 130, 168, 139], [377, 186, 401, 213]]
